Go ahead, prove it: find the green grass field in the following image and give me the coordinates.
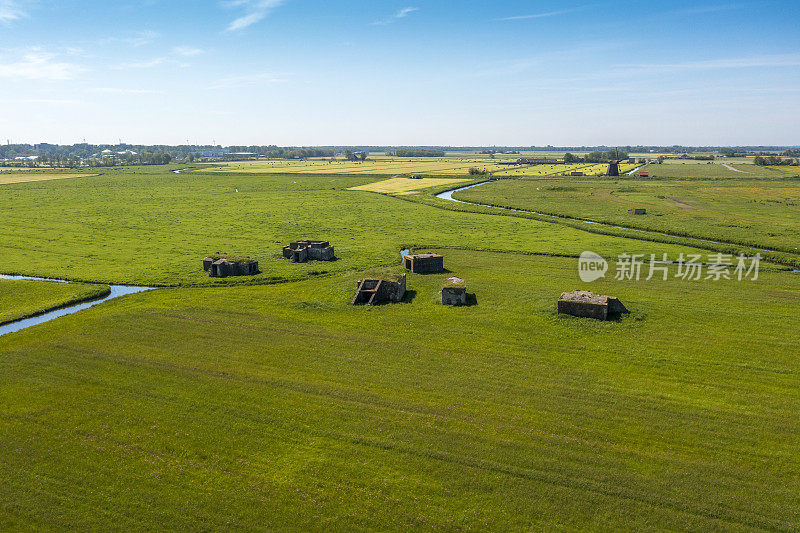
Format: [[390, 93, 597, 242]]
[[2, 163, 800, 530], [638, 163, 784, 179], [0, 168, 707, 286], [2, 250, 799, 530], [0, 279, 109, 325], [453, 176, 800, 256]]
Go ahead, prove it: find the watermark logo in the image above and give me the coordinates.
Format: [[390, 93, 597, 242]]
[[577, 252, 761, 282], [579, 251, 608, 282]]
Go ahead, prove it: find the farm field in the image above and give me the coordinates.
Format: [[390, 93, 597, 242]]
[[0, 167, 707, 286], [0, 278, 109, 325], [453, 176, 800, 255], [2, 250, 799, 530], [637, 163, 781, 178], [347, 176, 470, 194], [493, 163, 639, 178], [1, 163, 800, 530], [0, 172, 98, 185], [201, 155, 514, 176]]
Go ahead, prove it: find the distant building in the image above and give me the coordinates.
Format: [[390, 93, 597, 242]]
[[628, 208, 647, 215]]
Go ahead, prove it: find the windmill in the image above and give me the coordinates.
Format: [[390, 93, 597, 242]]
[[606, 148, 625, 177]]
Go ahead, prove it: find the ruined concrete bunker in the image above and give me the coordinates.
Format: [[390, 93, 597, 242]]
[[283, 240, 335, 263], [202, 255, 260, 278], [557, 291, 629, 320], [441, 277, 467, 306], [352, 273, 407, 305], [404, 253, 444, 274]]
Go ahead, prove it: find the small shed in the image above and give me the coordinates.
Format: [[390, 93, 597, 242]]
[[404, 253, 444, 274], [442, 277, 467, 306], [628, 208, 647, 215], [352, 273, 407, 305], [557, 291, 629, 320]]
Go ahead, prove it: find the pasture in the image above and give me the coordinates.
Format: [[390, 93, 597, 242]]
[[0, 168, 705, 286], [2, 250, 799, 530], [1, 163, 799, 530], [0, 278, 109, 325], [347, 176, 470, 194], [638, 163, 780, 179], [453, 176, 800, 256]]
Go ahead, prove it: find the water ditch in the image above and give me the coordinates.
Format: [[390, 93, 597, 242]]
[[0, 275, 151, 337]]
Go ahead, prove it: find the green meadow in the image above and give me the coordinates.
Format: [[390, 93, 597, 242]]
[[0, 279, 109, 325], [0, 167, 705, 286], [1, 164, 799, 530], [454, 176, 800, 257]]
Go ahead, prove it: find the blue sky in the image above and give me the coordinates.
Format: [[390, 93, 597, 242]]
[[1, 0, 799, 145]]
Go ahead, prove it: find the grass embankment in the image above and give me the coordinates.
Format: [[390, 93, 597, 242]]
[[1, 250, 798, 530], [0, 279, 110, 325], [450, 177, 800, 261], [0, 169, 713, 286]]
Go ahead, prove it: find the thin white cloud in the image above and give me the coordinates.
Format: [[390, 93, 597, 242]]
[[617, 54, 800, 73], [223, 0, 286, 32], [207, 72, 288, 90], [372, 6, 418, 25], [0, 50, 87, 81], [669, 3, 751, 15], [496, 6, 589, 21], [112, 57, 168, 70], [173, 46, 204, 57], [0, 0, 26, 24], [88, 87, 164, 95], [101, 30, 160, 47]]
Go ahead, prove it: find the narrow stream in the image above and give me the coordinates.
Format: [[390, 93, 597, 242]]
[[0, 275, 152, 337], [436, 182, 779, 254]]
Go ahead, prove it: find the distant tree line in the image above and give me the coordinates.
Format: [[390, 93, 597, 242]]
[[563, 150, 629, 164], [389, 149, 446, 158], [754, 155, 799, 166], [676, 154, 715, 161], [227, 146, 334, 159]]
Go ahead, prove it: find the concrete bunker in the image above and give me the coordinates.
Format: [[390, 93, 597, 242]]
[[352, 272, 407, 305], [557, 291, 629, 321], [404, 253, 444, 274], [202, 254, 260, 278], [283, 240, 335, 263], [441, 277, 467, 306]]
